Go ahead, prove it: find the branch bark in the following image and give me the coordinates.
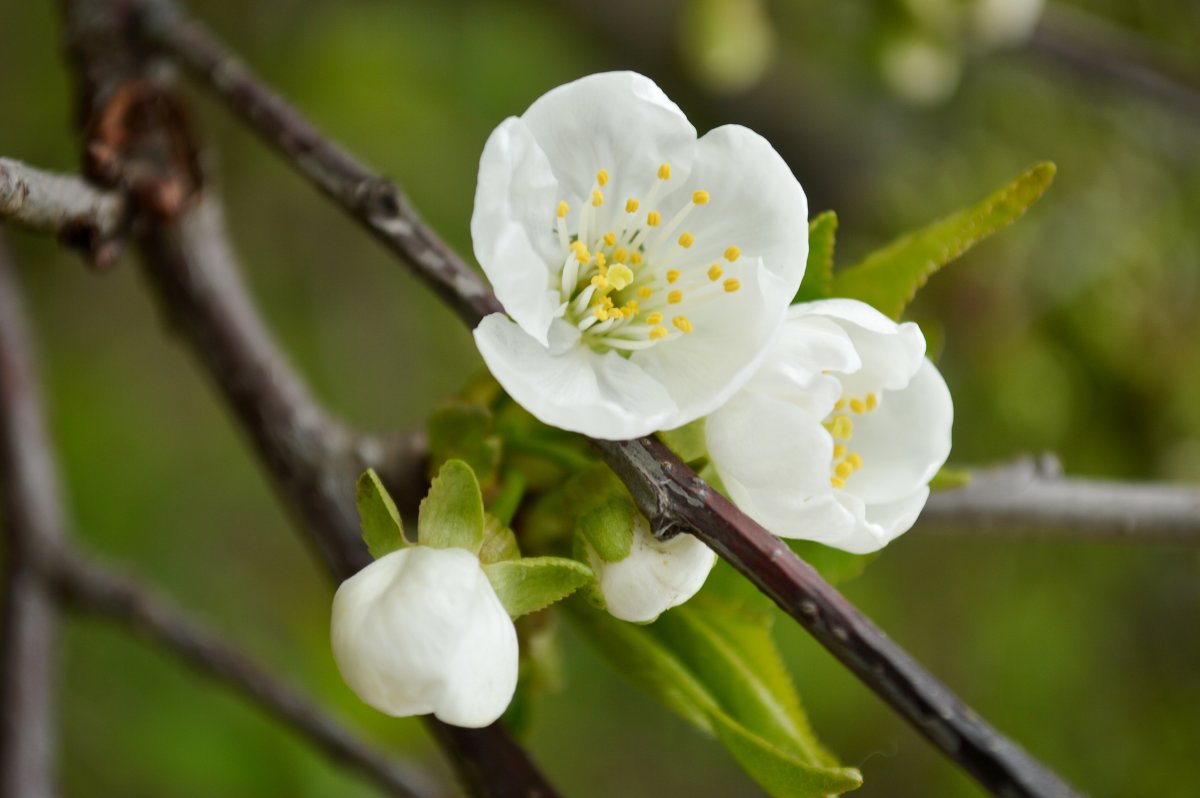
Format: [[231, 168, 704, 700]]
[[137, 4, 1081, 796], [0, 233, 64, 798]]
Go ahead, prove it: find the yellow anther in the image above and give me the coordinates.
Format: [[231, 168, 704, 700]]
[[647, 211, 661, 227], [707, 264, 723, 281], [830, 476, 846, 489], [621, 306, 634, 319], [646, 312, 664, 324], [672, 316, 693, 333], [625, 300, 640, 312], [831, 415, 854, 440], [601, 296, 614, 309], [597, 169, 609, 187], [835, 461, 854, 479], [603, 231, 617, 247], [630, 251, 643, 265], [692, 190, 710, 205], [636, 286, 654, 299], [833, 443, 847, 459], [657, 163, 671, 180], [865, 393, 878, 411], [590, 275, 608, 290], [667, 290, 683, 304], [593, 307, 608, 321], [649, 326, 669, 340], [678, 232, 695, 248], [723, 278, 740, 293], [666, 270, 681, 284], [850, 398, 867, 414], [608, 264, 635, 291], [595, 252, 607, 268], [625, 198, 640, 213], [592, 189, 604, 207], [724, 246, 741, 262], [834, 399, 846, 411], [846, 453, 863, 470], [557, 201, 569, 219], [613, 247, 628, 263]]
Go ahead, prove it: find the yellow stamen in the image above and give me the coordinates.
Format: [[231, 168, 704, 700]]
[[593, 307, 608, 321], [649, 326, 669, 340], [590, 275, 608, 290], [707, 264, 723, 281], [724, 245, 741, 262], [834, 399, 846, 411], [692, 190, 710, 205], [865, 393, 878, 411], [672, 316, 693, 333], [603, 231, 616, 247], [831, 415, 854, 440], [647, 211, 661, 227], [596, 169, 609, 187], [833, 443, 847, 459], [613, 247, 628, 263], [608, 264, 635, 291], [723, 278, 740, 293], [595, 252, 607, 269], [592, 189, 604, 207], [557, 201, 569, 219], [678, 232, 695, 248], [668, 290, 683, 304], [830, 476, 846, 489], [636, 286, 654, 299], [630, 252, 643, 265], [835, 461, 854, 479], [666, 270, 681, 284], [625, 198, 640, 213], [850, 398, 866, 414], [646, 312, 664, 324], [846, 453, 863, 470], [657, 163, 671, 180]]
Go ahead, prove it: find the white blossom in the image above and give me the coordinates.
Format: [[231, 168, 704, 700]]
[[706, 299, 953, 553], [587, 514, 716, 623], [472, 71, 808, 440], [330, 546, 517, 728]]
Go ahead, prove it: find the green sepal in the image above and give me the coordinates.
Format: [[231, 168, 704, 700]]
[[427, 400, 502, 486], [483, 557, 594, 618], [929, 465, 972, 492], [832, 162, 1056, 319], [657, 418, 709, 465], [355, 468, 406, 559], [417, 459, 485, 553], [576, 497, 637, 563], [479, 514, 521, 565], [794, 211, 838, 303]]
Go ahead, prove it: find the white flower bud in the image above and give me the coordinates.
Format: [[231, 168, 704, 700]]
[[589, 515, 716, 623], [331, 546, 518, 728]]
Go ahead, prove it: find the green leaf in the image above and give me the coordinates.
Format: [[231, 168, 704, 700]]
[[832, 162, 1056, 319], [483, 557, 594, 618], [786, 541, 878, 585], [418, 459, 485, 553], [929, 465, 972, 492], [479, 515, 521, 565], [355, 469, 406, 559], [657, 418, 709, 464], [427, 401, 502, 486], [794, 211, 838, 303], [576, 496, 637, 563]]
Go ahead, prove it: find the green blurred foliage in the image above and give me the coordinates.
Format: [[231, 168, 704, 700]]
[[1, 0, 1198, 796]]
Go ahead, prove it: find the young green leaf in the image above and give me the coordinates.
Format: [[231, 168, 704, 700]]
[[794, 211, 838, 303], [417, 459, 485, 553], [355, 468, 406, 559], [483, 557, 594, 618], [427, 400, 502, 485], [479, 515, 521, 564], [576, 496, 637, 563], [832, 162, 1056, 319]]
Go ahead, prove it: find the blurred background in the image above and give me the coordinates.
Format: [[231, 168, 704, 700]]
[[2, 0, 1198, 795]]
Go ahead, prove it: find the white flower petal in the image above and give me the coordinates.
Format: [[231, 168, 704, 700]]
[[591, 515, 716, 623], [330, 547, 518, 728], [474, 314, 680, 440], [520, 72, 698, 210], [471, 117, 562, 345], [706, 393, 859, 543], [792, 299, 926, 396], [845, 359, 953, 504], [744, 311, 861, 415]]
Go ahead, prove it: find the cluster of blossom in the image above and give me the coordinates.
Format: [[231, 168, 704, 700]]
[[331, 73, 952, 728]]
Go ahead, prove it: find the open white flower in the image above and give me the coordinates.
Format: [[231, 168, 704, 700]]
[[331, 546, 517, 728], [587, 514, 716, 623], [706, 299, 953, 553], [472, 71, 808, 440]]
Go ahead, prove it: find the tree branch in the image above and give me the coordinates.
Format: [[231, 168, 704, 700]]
[[0, 232, 64, 798], [137, 4, 1081, 795], [922, 455, 1200, 545], [49, 549, 433, 798]]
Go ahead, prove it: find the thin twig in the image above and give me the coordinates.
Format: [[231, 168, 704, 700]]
[[0, 232, 64, 798], [922, 455, 1200, 545], [50, 550, 434, 798], [140, 5, 1082, 796]]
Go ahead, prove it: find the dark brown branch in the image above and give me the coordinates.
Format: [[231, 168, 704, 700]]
[[139, 5, 1081, 796], [49, 550, 432, 798], [56, 1, 558, 796], [921, 455, 1200, 545], [0, 232, 66, 798]]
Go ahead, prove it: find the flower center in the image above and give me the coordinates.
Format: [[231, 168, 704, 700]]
[[552, 164, 744, 354], [824, 393, 877, 488]]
